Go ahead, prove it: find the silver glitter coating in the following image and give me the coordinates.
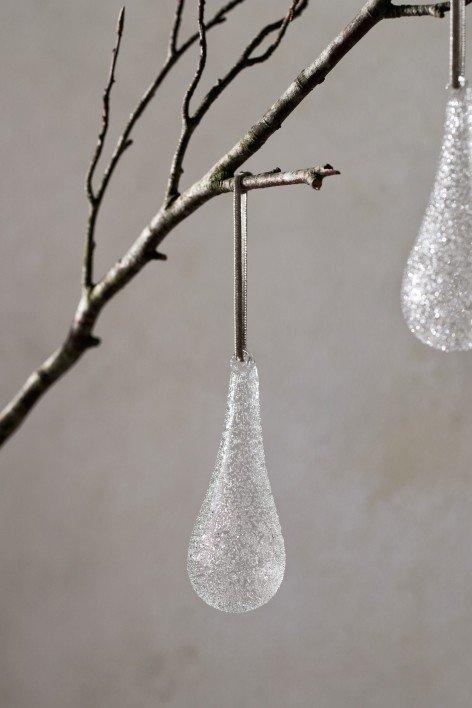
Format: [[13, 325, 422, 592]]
[[187, 355, 285, 613], [402, 85, 472, 351]]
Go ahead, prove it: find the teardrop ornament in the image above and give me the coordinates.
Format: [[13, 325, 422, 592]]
[[402, 85, 472, 351], [187, 355, 285, 613]]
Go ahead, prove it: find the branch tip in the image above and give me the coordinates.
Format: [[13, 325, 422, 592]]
[[149, 252, 168, 261], [118, 6, 126, 33], [84, 335, 101, 349]]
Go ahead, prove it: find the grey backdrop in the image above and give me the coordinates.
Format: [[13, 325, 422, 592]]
[[1, 2, 472, 707]]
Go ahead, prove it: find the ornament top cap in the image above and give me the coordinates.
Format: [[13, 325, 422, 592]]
[[230, 352, 255, 372], [447, 75, 468, 92]]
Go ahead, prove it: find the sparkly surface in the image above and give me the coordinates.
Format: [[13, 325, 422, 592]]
[[402, 85, 472, 351], [187, 355, 285, 613]]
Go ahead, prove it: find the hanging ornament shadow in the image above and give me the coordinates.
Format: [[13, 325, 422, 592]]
[[402, 0, 472, 351], [187, 174, 285, 612]]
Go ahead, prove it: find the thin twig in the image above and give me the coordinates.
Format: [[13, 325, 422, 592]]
[[86, 7, 125, 205], [183, 0, 208, 124], [84, 0, 247, 292], [83, 6, 125, 289], [168, 0, 186, 57], [165, 0, 208, 207], [98, 0, 247, 205], [165, 0, 309, 207], [194, 0, 309, 124], [246, 0, 304, 64]]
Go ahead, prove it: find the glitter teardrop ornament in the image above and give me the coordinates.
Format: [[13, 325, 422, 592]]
[[187, 355, 285, 613], [402, 85, 472, 350]]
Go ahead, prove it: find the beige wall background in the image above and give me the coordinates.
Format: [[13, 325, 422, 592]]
[[1, 1, 472, 706]]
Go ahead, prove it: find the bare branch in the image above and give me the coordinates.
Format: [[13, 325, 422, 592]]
[[1, 0, 468, 447], [193, 0, 309, 124], [84, 6, 125, 289], [386, 0, 472, 18], [165, 0, 309, 206], [84, 1, 247, 292], [216, 165, 340, 194], [198, 0, 387, 188], [0, 164, 335, 447], [98, 1, 247, 204]]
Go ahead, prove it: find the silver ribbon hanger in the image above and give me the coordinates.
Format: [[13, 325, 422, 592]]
[[234, 173, 248, 362], [451, 0, 466, 88]]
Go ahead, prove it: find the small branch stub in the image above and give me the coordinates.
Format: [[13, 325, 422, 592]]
[[217, 165, 340, 194]]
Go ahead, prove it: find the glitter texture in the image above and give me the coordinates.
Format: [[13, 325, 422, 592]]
[[187, 355, 285, 613], [402, 85, 472, 351]]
